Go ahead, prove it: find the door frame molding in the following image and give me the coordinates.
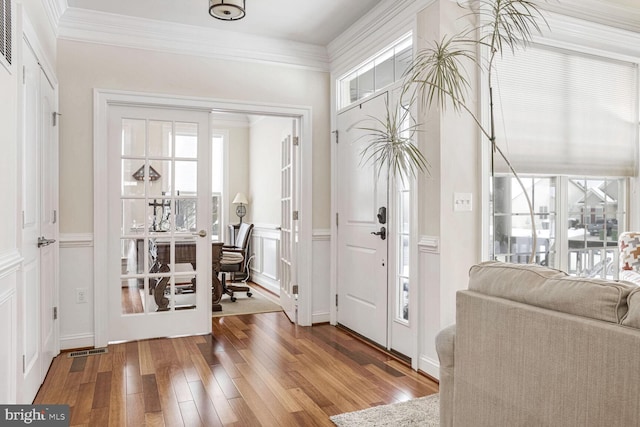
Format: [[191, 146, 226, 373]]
[[94, 89, 314, 347]]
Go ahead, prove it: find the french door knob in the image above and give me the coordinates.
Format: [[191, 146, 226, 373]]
[[192, 230, 207, 238]]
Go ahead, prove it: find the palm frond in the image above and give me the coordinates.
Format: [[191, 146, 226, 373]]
[[404, 35, 476, 113], [358, 99, 429, 185]]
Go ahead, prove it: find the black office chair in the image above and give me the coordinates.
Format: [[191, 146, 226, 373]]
[[220, 223, 254, 302]]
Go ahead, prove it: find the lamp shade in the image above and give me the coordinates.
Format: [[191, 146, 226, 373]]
[[232, 193, 249, 205], [209, 0, 246, 21]]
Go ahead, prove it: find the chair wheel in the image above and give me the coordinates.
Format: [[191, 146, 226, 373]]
[[231, 297, 237, 302], [247, 292, 252, 297]]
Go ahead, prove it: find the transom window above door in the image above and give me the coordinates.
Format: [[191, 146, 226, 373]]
[[337, 34, 412, 109]]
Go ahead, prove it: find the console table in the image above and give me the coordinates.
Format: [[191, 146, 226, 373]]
[[137, 239, 225, 311]]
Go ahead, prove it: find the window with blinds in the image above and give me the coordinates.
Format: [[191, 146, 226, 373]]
[[492, 44, 639, 177], [0, 0, 12, 68]]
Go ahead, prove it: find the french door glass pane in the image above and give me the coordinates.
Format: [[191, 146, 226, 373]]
[[120, 118, 200, 315]]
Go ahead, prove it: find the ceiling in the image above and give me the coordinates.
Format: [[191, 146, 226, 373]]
[[65, 0, 385, 46]]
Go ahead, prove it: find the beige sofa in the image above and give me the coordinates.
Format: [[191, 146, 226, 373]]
[[436, 261, 640, 427]]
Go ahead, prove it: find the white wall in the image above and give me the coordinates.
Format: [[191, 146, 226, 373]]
[[56, 39, 331, 345], [227, 127, 250, 229]]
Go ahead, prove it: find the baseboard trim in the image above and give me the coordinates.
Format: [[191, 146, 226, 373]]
[[60, 333, 95, 350], [250, 272, 279, 295], [312, 312, 330, 324], [419, 354, 440, 380]]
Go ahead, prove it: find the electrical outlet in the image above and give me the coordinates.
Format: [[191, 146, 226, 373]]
[[76, 288, 88, 304]]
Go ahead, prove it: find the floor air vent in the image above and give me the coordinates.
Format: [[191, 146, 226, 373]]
[[67, 348, 108, 358]]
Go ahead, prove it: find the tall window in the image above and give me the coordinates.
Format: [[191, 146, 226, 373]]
[[493, 176, 626, 279], [490, 44, 638, 277]]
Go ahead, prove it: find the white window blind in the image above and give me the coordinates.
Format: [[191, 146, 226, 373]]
[[492, 45, 638, 177], [0, 0, 12, 66]]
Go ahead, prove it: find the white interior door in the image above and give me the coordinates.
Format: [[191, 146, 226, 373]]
[[280, 120, 299, 322], [19, 40, 58, 402], [336, 93, 389, 347], [39, 67, 59, 377], [107, 105, 212, 342]]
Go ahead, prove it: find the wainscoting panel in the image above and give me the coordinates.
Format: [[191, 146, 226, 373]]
[[312, 230, 331, 324], [0, 274, 17, 403], [418, 235, 441, 380], [250, 226, 280, 295], [59, 234, 94, 350]]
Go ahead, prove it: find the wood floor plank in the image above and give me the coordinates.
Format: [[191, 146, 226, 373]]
[[92, 371, 113, 409], [155, 366, 185, 427], [187, 380, 223, 427], [36, 312, 438, 426], [70, 382, 95, 426], [178, 400, 203, 427], [142, 374, 162, 413], [126, 394, 145, 427]]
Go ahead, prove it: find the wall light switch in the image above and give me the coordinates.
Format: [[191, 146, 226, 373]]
[[454, 193, 473, 212]]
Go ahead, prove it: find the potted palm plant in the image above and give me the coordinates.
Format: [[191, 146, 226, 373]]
[[361, 0, 549, 263]]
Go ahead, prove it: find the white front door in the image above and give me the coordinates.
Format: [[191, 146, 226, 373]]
[[336, 94, 389, 347], [280, 120, 299, 323], [107, 105, 212, 342], [19, 40, 59, 402]]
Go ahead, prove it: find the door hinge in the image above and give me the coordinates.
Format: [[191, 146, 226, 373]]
[[22, 66, 26, 85], [22, 211, 25, 229], [22, 355, 25, 373], [336, 213, 339, 227], [335, 294, 338, 307], [53, 210, 57, 224], [52, 112, 61, 127], [293, 136, 299, 146], [292, 285, 299, 295], [293, 210, 299, 221], [332, 130, 338, 144], [53, 307, 58, 320]]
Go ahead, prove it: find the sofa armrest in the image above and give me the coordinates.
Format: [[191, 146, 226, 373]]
[[436, 324, 456, 427]]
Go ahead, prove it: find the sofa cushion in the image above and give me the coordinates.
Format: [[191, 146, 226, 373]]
[[622, 287, 640, 328], [468, 261, 636, 324]]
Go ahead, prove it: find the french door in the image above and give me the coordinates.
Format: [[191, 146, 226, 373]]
[[336, 94, 389, 347], [107, 105, 211, 342], [280, 119, 299, 322]]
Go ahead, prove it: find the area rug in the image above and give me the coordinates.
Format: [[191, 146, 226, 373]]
[[212, 286, 282, 317], [330, 393, 439, 427]]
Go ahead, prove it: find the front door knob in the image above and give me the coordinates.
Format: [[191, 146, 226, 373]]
[[371, 226, 386, 240]]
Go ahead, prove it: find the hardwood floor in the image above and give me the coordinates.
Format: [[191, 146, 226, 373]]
[[34, 312, 438, 426]]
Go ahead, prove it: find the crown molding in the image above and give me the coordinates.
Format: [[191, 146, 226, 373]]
[[328, 0, 435, 74], [540, 0, 640, 35], [57, 7, 330, 71], [42, 0, 68, 36], [536, 11, 640, 62]]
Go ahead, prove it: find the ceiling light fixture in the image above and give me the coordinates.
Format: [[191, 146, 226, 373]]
[[209, 0, 246, 21]]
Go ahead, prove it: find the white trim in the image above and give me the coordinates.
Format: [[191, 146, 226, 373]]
[[58, 7, 329, 72], [22, 12, 58, 88], [328, 0, 434, 74], [59, 332, 94, 351], [59, 233, 93, 248], [418, 236, 440, 254], [312, 229, 331, 241], [42, 0, 68, 37], [0, 250, 22, 280], [250, 271, 280, 296], [312, 312, 330, 324], [418, 354, 440, 380], [541, 0, 640, 35], [94, 89, 314, 346]]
